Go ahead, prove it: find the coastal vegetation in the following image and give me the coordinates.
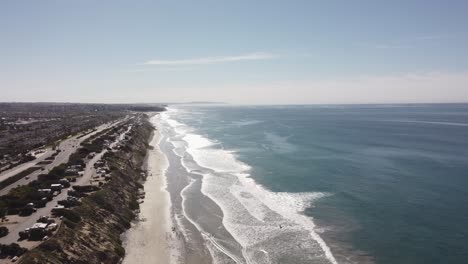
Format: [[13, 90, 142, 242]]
[[18, 115, 154, 264], [0, 120, 131, 217]]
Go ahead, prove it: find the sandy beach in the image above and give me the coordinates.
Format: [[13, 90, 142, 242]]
[[122, 119, 175, 264]]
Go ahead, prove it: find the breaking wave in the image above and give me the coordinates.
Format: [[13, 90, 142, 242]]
[[161, 108, 338, 264]]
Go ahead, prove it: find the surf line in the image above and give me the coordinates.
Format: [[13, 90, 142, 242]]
[[179, 177, 244, 264], [163, 110, 338, 264]]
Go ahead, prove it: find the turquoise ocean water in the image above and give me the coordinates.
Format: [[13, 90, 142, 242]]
[[163, 104, 468, 264]]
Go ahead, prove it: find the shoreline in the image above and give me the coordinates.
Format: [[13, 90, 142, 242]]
[[160, 107, 339, 264], [122, 116, 176, 264]]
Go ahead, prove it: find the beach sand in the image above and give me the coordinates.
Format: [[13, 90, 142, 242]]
[[122, 125, 175, 264]]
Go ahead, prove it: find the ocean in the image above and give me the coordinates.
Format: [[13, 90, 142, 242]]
[[158, 104, 468, 264]]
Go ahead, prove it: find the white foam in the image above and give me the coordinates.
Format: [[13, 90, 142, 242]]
[[180, 178, 244, 264], [162, 109, 338, 264], [183, 134, 249, 173], [235, 172, 337, 263], [183, 134, 216, 149], [167, 139, 186, 157]]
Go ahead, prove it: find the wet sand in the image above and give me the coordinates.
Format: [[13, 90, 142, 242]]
[[122, 124, 175, 264], [158, 121, 216, 264]]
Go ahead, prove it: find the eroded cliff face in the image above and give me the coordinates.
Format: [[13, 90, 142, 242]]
[[20, 116, 154, 264]]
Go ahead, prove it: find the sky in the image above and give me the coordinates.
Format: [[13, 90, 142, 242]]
[[1, 0, 468, 104]]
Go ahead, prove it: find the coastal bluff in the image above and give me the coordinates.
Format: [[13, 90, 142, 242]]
[[18, 115, 154, 264]]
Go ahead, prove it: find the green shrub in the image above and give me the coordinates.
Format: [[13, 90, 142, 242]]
[[62, 219, 77, 229], [0, 243, 27, 257], [0, 226, 8, 238], [62, 210, 81, 223], [40, 239, 61, 252], [129, 197, 139, 211], [115, 245, 125, 257]]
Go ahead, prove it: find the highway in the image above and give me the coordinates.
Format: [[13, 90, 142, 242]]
[[0, 150, 54, 182], [0, 120, 122, 196], [0, 121, 131, 247]]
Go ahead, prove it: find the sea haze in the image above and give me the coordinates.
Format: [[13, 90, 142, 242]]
[[161, 104, 468, 264]]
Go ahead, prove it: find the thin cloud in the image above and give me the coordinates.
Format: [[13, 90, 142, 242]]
[[144, 52, 276, 66]]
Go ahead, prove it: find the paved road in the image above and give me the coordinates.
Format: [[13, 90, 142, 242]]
[[75, 125, 132, 185], [0, 121, 124, 196], [0, 122, 131, 245], [0, 188, 70, 245], [78, 124, 131, 186], [0, 150, 54, 181]]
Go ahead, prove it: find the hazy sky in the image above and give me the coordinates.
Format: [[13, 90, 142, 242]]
[[1, 0, 468, 104]]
